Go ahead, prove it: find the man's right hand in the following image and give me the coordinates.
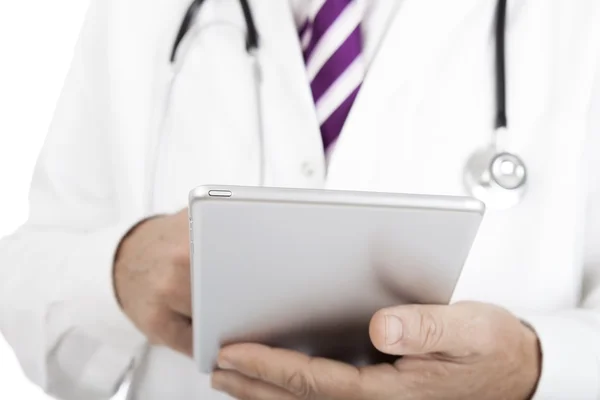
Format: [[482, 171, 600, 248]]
[[113, 209, 193, 356]]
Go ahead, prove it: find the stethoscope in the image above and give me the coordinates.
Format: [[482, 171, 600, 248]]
[[463, 0, 527, 209], [170, 0, 527, 209]]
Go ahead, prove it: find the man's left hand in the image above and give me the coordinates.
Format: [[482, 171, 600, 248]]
[[211, 301, 541, 400]]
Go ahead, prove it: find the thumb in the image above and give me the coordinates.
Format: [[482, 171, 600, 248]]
[[369, 304, 474, 356]]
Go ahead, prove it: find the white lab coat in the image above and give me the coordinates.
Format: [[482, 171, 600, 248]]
[[2, 0, 600, 399]]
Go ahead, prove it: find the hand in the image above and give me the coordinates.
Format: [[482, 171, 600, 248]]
[[113, 209, 193, 356], [211, 301, 541, 400]]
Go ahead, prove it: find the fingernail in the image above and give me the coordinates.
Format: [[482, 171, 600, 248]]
[[385, 315, 404, 345], [217, 358, 235, 371]]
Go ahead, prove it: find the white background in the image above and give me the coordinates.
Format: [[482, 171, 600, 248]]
[[0, 0, 89, 398]]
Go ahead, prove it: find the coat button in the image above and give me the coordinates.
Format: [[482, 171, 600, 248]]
[[301, 162, 315, 178]]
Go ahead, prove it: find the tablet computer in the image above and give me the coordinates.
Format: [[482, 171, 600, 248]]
[[188, 185, 484, 373]]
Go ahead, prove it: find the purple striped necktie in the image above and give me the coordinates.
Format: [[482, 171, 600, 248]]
[[299, 0, 365, 152]]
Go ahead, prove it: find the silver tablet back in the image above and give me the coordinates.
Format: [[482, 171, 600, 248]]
[[189, 186, 484, 372]]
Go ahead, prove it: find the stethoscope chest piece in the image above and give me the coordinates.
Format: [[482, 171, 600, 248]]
[[463, 144, 527, 210], [461, 0, 529, 210]]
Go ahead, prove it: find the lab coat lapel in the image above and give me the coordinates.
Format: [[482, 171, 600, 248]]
[[109, 0, 195, 215], [250, 0, 327, 185], [364, 0, 488, 93], [326, 0, 489, 190]]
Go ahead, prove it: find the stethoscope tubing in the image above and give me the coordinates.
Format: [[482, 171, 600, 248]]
[[495, 0, 508, 129], [171, 0, 258, 63], [168, 0, 525, 208], [171, 0, 507, 129]]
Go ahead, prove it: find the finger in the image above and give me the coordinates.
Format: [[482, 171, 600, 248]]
[[159, 262, 192, 317], [154, 313, 193, 357], [212, 370, 298, 400], [369, 303, 475, 356], [218, 343, 364, 399], [168, 298, 192, 319], [165, 272, 192, 317]]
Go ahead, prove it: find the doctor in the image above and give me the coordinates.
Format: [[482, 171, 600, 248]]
[[1, 0, 600, 398]]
